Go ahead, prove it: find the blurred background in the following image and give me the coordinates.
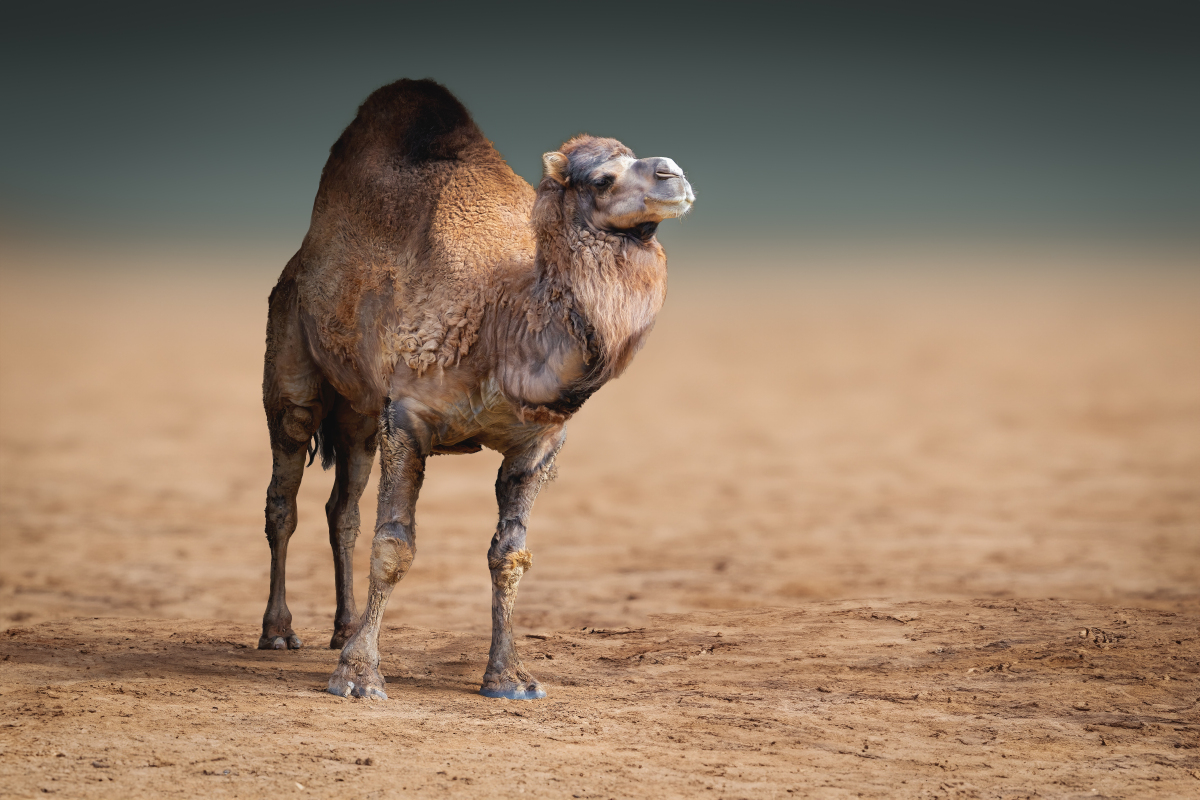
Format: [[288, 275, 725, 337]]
[[2, 0, 1198, 249], [1, 2, 1197, 636]]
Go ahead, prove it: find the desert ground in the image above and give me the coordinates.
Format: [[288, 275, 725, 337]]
[[1, 241, 1198, 798]]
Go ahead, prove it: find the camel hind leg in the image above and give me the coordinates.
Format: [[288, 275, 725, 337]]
[[260, 403, 322, 649], [259, 270, 328, 650], [323, 399, 378, 649]]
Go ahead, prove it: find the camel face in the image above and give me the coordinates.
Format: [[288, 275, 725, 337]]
[[587, 155, 694, 231], [543, 137, 694, 234]]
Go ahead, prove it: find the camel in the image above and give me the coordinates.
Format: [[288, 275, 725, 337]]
[[259, 78, 693, 700]]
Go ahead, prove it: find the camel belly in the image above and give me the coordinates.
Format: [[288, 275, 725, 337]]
[[399, 376, 560, 456]]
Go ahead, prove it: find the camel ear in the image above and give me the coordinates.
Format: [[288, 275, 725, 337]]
[[542, 151, 569, 185]]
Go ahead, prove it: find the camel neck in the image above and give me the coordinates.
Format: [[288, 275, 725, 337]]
[[534, 225, 668, 385], [474, 229, 666, 419]]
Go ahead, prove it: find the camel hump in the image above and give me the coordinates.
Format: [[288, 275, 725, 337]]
[[332, 78, 485, 164]]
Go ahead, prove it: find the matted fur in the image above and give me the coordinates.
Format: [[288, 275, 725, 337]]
[[261, 78, 692, 697], [273, 79, 675, 423]]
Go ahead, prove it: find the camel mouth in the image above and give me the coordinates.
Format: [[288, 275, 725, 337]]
[[647, 195, 694, 220]]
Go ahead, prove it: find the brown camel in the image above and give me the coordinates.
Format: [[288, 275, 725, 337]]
[[259, 79, 693, 700]]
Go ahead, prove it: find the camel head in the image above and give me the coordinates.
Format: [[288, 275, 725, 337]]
[[538, 135, 694, 239]]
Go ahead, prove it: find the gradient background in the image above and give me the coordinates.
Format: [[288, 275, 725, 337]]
[[2, 0, 1198, 252]]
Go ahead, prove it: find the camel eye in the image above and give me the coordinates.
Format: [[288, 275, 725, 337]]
[[592, 175, 614, 190]]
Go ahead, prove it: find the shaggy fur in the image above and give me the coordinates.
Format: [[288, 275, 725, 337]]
[[257, 78, 693, 699]]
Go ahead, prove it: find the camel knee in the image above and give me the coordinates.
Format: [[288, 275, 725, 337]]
[[283, 404, 317, 441], [488, 519, 529, 568], [488, 548, 532, 626], [370, 523, 415, 584], [489, 547, 532, 586], [269, 403, 322, 452]]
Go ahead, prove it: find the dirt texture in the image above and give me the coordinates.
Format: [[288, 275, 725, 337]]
[[1, 243, 1198, 798]]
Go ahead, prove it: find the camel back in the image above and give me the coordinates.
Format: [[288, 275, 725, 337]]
[[285, 79, 537, 414]]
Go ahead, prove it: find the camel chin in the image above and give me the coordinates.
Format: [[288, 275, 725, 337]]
[[647, 197, 694, 220]]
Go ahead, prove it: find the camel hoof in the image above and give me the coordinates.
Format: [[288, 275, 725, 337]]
[[352, 683, 388, 700], [258, 634, 302, 651], [327, 661, 387, 700], [327, 679, 388, 701], [479, 682, 546, 700], [330, 628, 356, 650]]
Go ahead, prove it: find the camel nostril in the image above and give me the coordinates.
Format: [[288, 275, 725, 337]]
[[655, 170, 681, 180]]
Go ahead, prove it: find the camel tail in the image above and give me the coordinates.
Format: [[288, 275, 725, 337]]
[[307, 413, 337, 471]]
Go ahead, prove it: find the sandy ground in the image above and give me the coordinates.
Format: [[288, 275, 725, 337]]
[[0, 242, 1198, 798]]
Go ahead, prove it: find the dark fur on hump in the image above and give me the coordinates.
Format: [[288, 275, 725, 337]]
[[326, 78, 484, 166]]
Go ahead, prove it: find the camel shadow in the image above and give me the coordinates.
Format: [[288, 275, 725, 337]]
[[0, 621, 521, 699]]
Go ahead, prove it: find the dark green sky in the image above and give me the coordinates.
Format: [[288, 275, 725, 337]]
[[2, 1, 1197, 246]]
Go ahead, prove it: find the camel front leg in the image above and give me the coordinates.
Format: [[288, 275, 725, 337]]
[[480, 429, 565, 699], [327, 405, 426, 700]]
